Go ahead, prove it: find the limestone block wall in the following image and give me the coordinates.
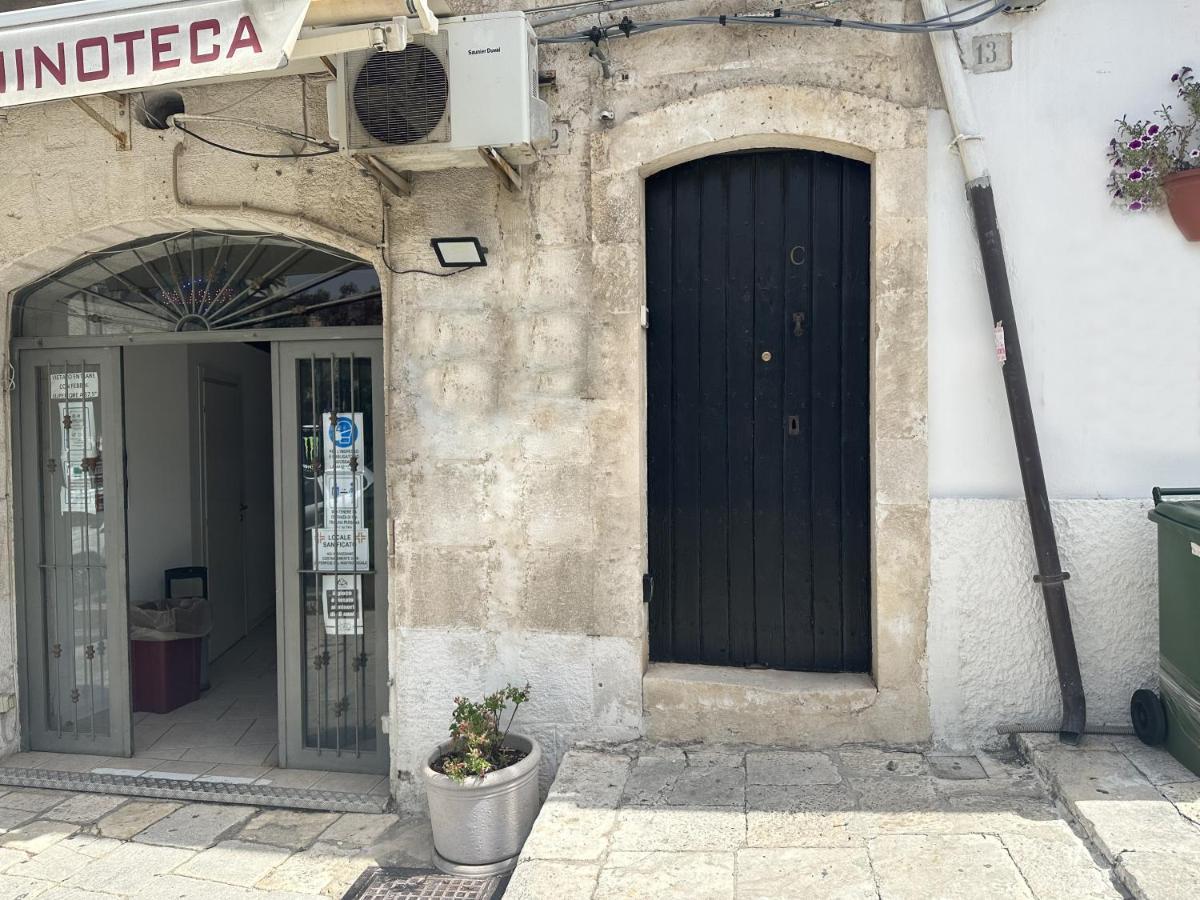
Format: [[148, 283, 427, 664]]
[[0, 1, 942, 799]]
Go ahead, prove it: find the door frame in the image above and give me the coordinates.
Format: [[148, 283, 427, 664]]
[[13, 346, 133, 756], [272, 338, 389, 774], [10, 326, 386, 759]]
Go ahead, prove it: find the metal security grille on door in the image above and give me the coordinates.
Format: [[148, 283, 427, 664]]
[[646, 149, 871, 672], [278, 343, 388, 774], [18, 349, 131, 755]]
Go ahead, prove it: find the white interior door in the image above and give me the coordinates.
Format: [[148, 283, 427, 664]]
[[200, 375, 247, 660]]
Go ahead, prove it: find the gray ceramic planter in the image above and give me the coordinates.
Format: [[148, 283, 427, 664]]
[[422, 734, 542, 876]]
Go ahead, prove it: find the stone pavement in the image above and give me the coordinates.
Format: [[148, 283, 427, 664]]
[[1020, 732, 1200, 900], [0, 787, 430, 898], [507, 742, 1124, 900]]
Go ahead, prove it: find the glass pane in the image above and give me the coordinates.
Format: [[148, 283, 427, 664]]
[[295, 355, 378, 755], [36, 362, 111, 738], [14, 231, 381, 337]]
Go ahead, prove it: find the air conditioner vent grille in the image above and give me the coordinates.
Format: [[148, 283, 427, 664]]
[[347, 35, 450, 148]]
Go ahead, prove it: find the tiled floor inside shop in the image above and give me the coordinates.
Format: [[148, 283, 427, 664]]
[[1, 620, 388, 799]]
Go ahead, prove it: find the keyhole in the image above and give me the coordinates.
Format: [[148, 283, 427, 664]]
[[761, 351, 772, 363], [788, 415, 800, 435]]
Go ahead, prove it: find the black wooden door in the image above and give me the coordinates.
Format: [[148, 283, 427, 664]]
[[646, 149, 871, 673]]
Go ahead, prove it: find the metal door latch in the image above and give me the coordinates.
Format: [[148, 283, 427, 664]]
[[792, 312, 806, 337]]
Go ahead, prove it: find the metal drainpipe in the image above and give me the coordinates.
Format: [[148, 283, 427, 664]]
[[920, 0, 1086, 742]]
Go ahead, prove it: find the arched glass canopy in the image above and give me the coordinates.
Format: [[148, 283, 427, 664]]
[[14, 230, 381, 338]]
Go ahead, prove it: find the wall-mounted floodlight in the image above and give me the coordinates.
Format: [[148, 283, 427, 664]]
[[430, 237, 488, 268]]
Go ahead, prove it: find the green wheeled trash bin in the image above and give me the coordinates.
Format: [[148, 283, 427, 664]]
[[1133, 486, 1200, 776]]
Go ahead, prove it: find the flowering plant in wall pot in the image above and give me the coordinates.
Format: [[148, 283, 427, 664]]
[[1108, 67, 1200, 239], [420, 683, 542, 877]]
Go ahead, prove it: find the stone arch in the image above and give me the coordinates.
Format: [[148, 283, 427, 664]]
[[589, 83, 932, 744], [0, 210, 388, 757]]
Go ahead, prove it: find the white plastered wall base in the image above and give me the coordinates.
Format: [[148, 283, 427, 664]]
[[928, 498, 1159, 749]]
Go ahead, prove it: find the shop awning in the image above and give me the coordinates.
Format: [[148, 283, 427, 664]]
[[0, 0, 313, 107]]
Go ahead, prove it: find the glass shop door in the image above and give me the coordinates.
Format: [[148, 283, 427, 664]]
[[274, 340, 388, 774]]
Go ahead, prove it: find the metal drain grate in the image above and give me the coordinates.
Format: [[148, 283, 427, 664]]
[[342, 867, 509, 900], [0, 767, 388, 814]]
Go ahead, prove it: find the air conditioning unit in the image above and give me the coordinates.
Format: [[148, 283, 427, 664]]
[[328, 10, 550, 169]]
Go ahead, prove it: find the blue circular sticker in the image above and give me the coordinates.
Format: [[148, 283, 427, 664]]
[[329, 415, 358, 448]]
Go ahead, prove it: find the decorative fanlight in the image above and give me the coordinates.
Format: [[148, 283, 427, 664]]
[[15, 230, 382, 337]]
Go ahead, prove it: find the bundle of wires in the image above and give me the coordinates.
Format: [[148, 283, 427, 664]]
[[538, 0, 1008, 44]]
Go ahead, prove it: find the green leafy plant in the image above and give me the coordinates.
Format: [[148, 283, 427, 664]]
[[438, 683, 531, 782], [1109, 67, 1200, 211]]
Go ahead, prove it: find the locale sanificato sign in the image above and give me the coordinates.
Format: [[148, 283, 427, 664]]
[[0, 0, 311, 108]]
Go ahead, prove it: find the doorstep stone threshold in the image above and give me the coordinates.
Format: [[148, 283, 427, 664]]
[[643, 662, 882, 745], [0, 766, 390, 813]]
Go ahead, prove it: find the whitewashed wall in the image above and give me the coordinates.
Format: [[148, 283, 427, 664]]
[[927, 0, 1200, 747]]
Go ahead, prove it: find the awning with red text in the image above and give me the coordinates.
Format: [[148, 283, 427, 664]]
[[0, 0, 312, 108]]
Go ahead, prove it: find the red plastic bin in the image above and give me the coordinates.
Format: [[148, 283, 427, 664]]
[[131, 637, 202, 714]]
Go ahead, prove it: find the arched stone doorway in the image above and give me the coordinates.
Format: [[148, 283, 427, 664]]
[[8, 228, 390, 796]]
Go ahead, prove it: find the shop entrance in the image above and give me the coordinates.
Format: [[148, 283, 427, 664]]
[[11, 230, 388, 781]]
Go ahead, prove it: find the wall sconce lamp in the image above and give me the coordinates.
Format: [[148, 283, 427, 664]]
[[430, 237, 489, 268]]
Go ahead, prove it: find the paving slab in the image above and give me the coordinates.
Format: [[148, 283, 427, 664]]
[[745, 783, 860, 848], [315, 812, 397, 847], [504, 860, 600, 900], [594, 850, 735, 900], [42, 793, 128, 825], [869, 833, 1034, 899], [514, 741, 1127, 900], [519, 801, 617, 862], [620, 754, 681, 805], [93, 800, 180, 840], [0, 790, 69, 814], [548, 751, 631, 808], [254, 841, 356, 896], [0, 820, 78, 855], [609, 805, 745, 852], [1159, 780, 1200, 825], [735, 846, 876, 899], [664, 764, 745, 807], [745, 751, 840, 786], [1000, 832, 1122, 899], [838, 748, 927, 778], [1019, 731, 1200, 899], [1115, 850, 1200, 900], [927, 754, 987, 780], [233, 810, 341, 851], [0, 873, 54, 898], [64, 841, 196, 893], [133, 802, 255, 849], [175, 839, 292, 887], [3, 840, 100, 884]]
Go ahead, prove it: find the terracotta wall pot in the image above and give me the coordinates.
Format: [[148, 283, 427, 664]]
[[1164, 169, 1200, 241], [421, 734, 542, 876]]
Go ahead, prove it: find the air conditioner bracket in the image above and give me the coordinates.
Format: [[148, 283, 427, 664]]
[[479, 147, 522, 193], [71, 96, 129, 151], [353, 154, 413, 198]]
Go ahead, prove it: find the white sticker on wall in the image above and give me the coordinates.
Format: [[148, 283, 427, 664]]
[[1191, 542, 1200, 558], [321, 574, 363, 636]]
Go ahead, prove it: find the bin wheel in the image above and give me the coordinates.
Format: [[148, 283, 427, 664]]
[[1131, 689, 1167, 746]]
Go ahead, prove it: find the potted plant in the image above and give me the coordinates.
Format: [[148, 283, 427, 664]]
[[421, 683, 541, 876], [1109, 66, 1200, 239]]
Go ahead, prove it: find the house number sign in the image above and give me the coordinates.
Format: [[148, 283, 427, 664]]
[[969, 34, 1012, 74]]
